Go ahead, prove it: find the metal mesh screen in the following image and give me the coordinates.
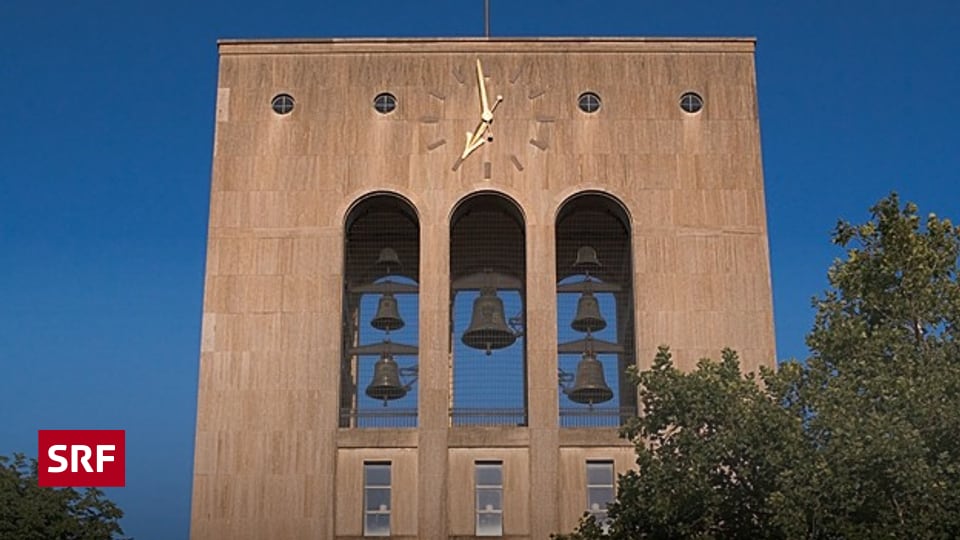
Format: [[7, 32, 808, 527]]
[[341, 194, 419, 428], [556, 193, 636, 427], [450, 194, 526, 426]]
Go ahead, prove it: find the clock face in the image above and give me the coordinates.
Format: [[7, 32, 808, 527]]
[[419, 58, 556, 177]]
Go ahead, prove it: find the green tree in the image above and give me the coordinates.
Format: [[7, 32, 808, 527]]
[[773, 194, 960, 537], [556, 348, 804, 540], [558, 194, 960, 539], [0, 453, 128, 540]]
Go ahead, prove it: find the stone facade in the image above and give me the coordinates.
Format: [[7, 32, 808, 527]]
[[191, 38, 775, 539]]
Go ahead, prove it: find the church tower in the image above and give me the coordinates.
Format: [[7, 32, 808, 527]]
[[191, 38, 775, 539]]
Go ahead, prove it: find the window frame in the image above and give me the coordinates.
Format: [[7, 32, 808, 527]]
[[679, 91, 704, 114], [270, 93, 295, 115], [363, 461, 392, 537], [577, 91, 602, 113], [373, 92, 398, 114], [586, 460, 615, 530], [475, 460, 504, 536]]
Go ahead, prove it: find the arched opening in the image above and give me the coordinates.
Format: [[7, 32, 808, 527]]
[[449, 193, 527, 426], [555, 193, 636, 427], [341, 194, 420, 428]]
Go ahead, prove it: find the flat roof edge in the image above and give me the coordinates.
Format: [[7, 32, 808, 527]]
[[217, 37, 756, 55]]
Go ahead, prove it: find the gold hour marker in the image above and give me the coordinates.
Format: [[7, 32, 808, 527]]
[[536, 115, 556, 123], [419, 116, 440, 124], [452, 65, 465, 84], [528, 89, 545, 100], [529, 138, 548, 151], [510, 155, 524, 171], [429, 91, 446, 101], [483, 161, 492, 179], [427, 139, 446, 151]]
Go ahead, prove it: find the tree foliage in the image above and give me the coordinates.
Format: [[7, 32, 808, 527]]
[[558, 194, 960, 539], [0, 453, 128, 540]]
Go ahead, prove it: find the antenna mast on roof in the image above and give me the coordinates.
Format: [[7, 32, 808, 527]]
[[484, 0, 490, 37]]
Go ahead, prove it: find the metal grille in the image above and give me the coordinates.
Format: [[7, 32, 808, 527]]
[[450, 194, 527, 426], [341, 194, 420, 428], [556, 193, 637, 427]]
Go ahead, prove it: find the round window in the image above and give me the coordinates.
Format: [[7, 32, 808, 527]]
[[577, 92, 601, 114], [271, 94, 295, 115], [679, 92, 704, 114], [374, 93, 398, 114]]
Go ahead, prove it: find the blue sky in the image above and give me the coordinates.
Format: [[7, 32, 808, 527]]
[[1, 1, 957, 538]]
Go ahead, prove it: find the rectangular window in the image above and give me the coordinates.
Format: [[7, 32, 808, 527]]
[[586, 460, 614, 530], [475, 461, 503, 536], [364, 462, 391, 537]]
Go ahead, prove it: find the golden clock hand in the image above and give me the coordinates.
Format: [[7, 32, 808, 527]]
[[462, 131, 475, 159], [461, 120, 490, 160], [490, 94, 503, 116], [477, 59, 491, 121]]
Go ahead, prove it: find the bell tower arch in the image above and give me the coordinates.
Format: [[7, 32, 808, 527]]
[[555, 192, 636, 427], [341, 193, 420, 428], [449, 192, 527, 426]]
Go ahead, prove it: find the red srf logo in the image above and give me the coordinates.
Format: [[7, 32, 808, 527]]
[[38, 430, 125, 487]]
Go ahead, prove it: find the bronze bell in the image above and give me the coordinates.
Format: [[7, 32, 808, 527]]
[[462, 287, 517, 355], [366, 355, 408, 402], [371, 293, 404, 331], [376, 247, 401, 268], [567, 353, 613, 405], [571, 292, 606, 333], [573, 246, 601, 268]]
